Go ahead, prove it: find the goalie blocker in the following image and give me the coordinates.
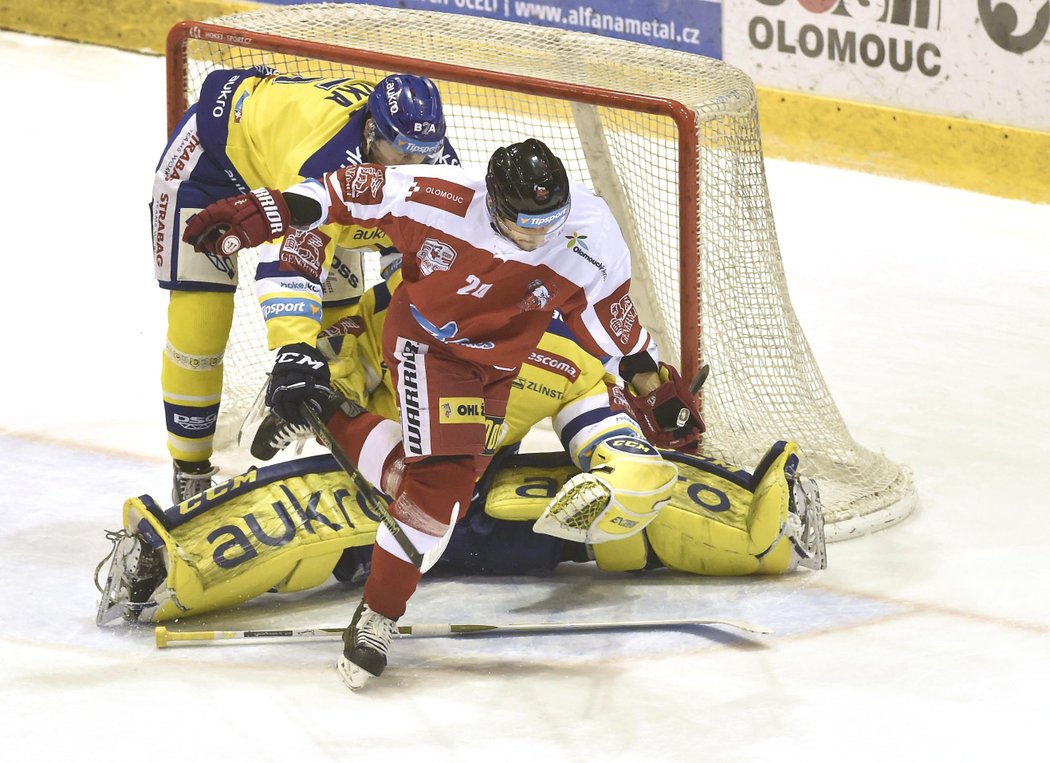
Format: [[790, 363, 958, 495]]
[[96, 440, 826, 625]]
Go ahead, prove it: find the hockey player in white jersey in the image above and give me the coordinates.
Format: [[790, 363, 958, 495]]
[[183, 139, 704, 689]]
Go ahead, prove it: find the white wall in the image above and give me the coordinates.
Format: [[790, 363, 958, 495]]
[[723, 0, 1050, 131]]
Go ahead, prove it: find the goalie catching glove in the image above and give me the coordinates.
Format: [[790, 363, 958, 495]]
[[623, 362, 704, 452], [183, 188, 291, 256], [533, 436, 677, 544]]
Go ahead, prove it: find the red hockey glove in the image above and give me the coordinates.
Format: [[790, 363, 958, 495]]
[[182, 188, 291, 256], [623, 362, 705, 452]]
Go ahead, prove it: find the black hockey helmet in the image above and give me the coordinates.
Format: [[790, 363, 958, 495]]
[[486, 139, 571, 231]]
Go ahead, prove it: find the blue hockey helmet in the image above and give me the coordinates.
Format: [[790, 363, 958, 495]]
[[367, 74, 447, 160]]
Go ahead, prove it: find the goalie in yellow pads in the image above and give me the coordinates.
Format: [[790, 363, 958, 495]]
[[97, 278, 826, 625]]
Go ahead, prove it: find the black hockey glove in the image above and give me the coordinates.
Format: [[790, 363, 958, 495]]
[[266, 343, 332, 425]]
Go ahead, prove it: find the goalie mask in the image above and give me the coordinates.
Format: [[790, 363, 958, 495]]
[[366, 74, 447, 163], [486, 138, 571, 250]]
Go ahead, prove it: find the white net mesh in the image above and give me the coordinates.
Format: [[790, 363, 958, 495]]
[[173, 2, 916, 539]]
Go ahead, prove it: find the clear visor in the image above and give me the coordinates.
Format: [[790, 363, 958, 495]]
[[368, 121, 444, 165]]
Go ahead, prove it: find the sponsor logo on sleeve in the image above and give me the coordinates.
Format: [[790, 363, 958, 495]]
[[341, 165, 386, 204], [318, 315, 366, 339], [596, 284, 640, 347], [278, 228, 329, 281], [210, 73, 240, 118], [406, 177, 475, 216], [260, 296, 322, 322], [162, 132, 202, 182], [565, 232, 608, 278]]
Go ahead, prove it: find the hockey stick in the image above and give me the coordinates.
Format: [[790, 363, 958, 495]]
[[690, 363, 710, 395], [155, 617, 772, 648], [301, 404, 456, 572]]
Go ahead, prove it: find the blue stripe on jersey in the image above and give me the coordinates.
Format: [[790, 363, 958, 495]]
[[372, 280, 392, 314], [300, 109, 369, 179], [544, 317, 577, 341], [255, 260, 296, 281], [195, 68, 259, 192]]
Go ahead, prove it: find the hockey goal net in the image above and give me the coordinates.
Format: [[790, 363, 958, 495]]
[[166, 2, 916, 540]]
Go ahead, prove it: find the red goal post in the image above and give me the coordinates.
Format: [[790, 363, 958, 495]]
[[165, 2, 917, 539]]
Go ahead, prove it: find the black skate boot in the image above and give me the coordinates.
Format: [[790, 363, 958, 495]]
[[251, 391, 365, 461], [337, 600, 399, 690]]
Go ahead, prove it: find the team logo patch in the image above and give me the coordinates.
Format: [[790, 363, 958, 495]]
[[342, 165, 385, 204], [519, 279, 556, 312], [406, 177, 474, 216], [438, 397, 485, 424], [417, 238, 458, 276], [278, 228, 329, 280]]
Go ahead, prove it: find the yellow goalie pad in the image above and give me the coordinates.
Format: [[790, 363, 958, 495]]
[[483, 441, 809, 575], [646, 441, 803, 575], [125, 456, 379, 622]]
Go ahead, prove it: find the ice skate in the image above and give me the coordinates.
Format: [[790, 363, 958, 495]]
[[171, 460, 219, 503], [337, 600, 399, 691], [249, 411, 313, 460], [786, 476, 827, 570], [95, 530, 167, 625], [250, 390, 365, 461]]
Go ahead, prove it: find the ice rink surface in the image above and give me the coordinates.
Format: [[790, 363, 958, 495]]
[[1, 30, 1047, 761]]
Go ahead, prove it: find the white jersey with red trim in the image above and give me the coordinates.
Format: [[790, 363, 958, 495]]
[[290, 163, 655, 372]]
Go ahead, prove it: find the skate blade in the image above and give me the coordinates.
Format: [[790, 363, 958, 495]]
[[95, 533, 140, 626], [336, 655, 376, 691]]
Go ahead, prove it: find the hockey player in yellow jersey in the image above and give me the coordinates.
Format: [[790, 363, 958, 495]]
[[152, 67, 459, 503], [97, 275, 827, 630]]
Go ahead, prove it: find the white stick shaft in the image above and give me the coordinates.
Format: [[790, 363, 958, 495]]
[[155, 617, 770, 648]]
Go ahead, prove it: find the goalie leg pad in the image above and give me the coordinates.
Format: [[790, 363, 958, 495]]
[[533, 436, 677, 544], [98, 459, 384, 624], [646, 442, 822, 576], [591, 534, 650, 572]]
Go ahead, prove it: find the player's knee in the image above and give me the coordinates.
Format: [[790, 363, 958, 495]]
[[167, 291, 235, 353], [400, 456, 476, 523]]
